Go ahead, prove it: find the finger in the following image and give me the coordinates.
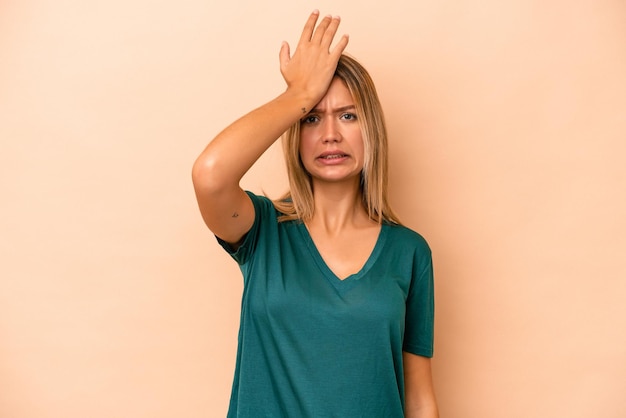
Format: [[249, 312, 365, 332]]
[[279, 41, 291, 69], [297, 10, 320, 45], [321, 16, 341, 48], [311, 15, 333, 44], [330, 34, 350, 59]]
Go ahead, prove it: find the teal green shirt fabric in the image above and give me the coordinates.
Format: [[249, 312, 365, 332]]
[[218, 192, 434, 418]]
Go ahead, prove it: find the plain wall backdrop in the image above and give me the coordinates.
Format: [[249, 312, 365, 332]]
[[1, 0, 625, 417]]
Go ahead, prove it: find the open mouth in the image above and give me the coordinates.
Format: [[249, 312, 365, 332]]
[[319, 153, 348, 160]]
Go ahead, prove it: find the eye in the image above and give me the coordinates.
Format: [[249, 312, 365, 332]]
[[340, 112, 357, 121], [301, 115, 320, 124]]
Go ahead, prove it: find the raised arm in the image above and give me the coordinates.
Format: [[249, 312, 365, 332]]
[[192, 11, 349, 244]]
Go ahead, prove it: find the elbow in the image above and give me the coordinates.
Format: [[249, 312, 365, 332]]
[[192, 154, 230, 195]]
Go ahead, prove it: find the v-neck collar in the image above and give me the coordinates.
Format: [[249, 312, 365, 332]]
[[296, 222, 388, 292]]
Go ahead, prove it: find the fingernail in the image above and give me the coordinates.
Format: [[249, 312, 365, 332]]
[[312, 9, 319, 14]]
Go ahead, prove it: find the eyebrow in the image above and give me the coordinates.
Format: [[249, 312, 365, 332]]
[[309, 104, 356, 114]]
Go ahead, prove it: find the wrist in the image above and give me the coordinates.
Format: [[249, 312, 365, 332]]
[[280, 87, 319, 115]]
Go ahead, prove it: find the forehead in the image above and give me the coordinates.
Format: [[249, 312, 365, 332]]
[[314, 77, 354, 109]]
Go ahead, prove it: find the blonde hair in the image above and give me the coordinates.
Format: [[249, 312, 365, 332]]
[[273, 54, 400, 224]]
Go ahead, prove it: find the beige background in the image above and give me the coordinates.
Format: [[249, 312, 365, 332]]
[[1, 0, 625, 417]]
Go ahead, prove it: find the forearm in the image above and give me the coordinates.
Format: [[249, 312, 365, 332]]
[[192, 88, 312, 191], [405, 402, 439, 418], [403, 352, 439, 418]]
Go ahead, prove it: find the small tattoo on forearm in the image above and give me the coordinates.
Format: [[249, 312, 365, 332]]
[[301, 107, 307, 114], [232, 212, 239, 218]]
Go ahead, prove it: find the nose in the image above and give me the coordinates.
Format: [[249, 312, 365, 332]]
[[321, 118, 342, 143]]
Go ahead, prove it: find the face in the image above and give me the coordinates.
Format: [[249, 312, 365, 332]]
[[299, 77, 364, 187]]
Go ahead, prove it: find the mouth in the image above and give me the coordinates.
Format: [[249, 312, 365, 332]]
[[318, 152, 349, 160]]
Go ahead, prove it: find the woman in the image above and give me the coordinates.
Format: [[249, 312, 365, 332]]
[[192, 11, 439, 418]]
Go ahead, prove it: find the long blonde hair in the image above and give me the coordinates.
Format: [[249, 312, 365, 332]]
[[273, 54, 400, 224]]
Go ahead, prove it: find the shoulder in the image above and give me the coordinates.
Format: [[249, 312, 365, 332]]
[[245, 190, 272, 206], [384, 222, 431, 255], [244, 191, 279, 218]]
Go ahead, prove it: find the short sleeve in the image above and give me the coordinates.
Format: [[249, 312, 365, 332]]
[[215, 191, 275, 265], [403, 248, 435, 357]]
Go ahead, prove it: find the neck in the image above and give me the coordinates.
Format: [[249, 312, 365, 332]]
[[308, 178, 371, 234]]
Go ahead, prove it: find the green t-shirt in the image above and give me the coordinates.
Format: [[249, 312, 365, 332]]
[[218, 192, 434, 418]]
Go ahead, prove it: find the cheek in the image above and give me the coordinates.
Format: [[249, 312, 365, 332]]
[[297, 136, 312, 172], [298, 133, 314, 157], [351, 132, 365, 160]]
